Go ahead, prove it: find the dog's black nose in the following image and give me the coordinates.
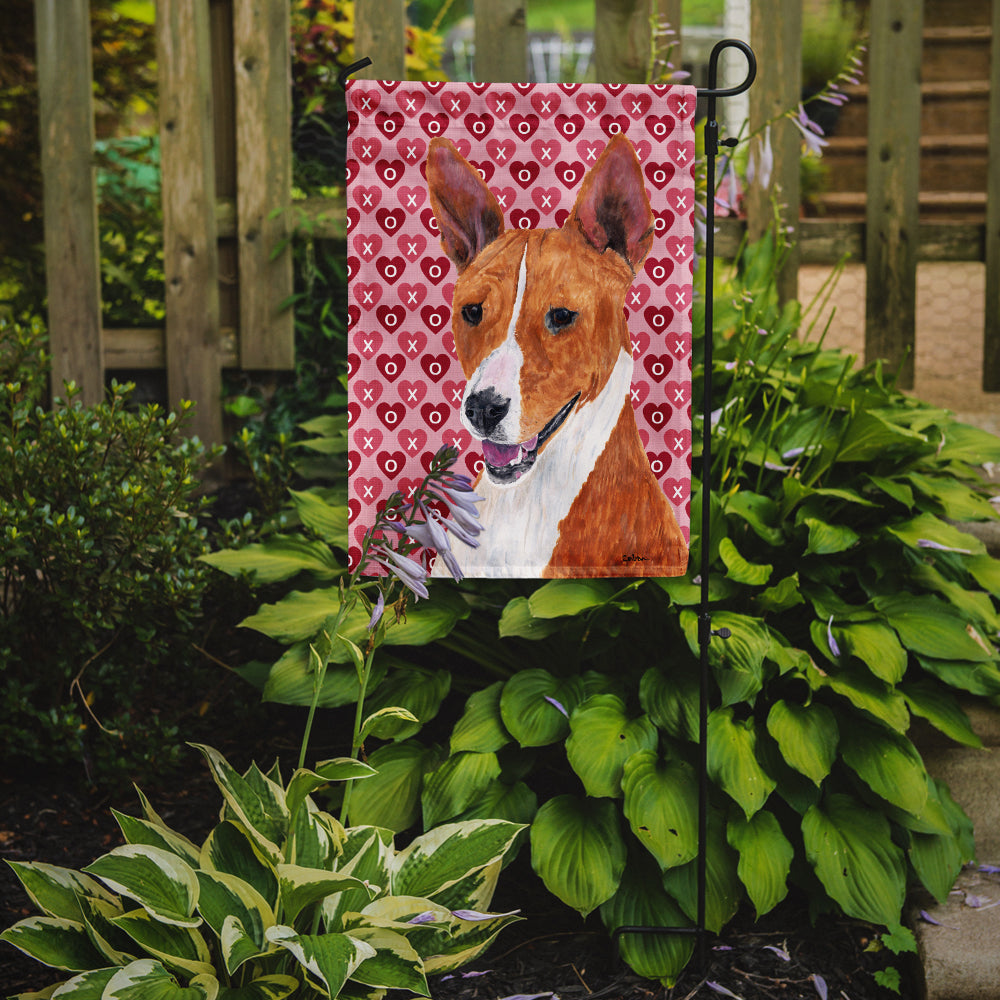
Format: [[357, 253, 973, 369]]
[[465, 387, 510, 437]]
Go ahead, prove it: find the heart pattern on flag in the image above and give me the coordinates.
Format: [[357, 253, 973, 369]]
[[347, 80, 697, 555]]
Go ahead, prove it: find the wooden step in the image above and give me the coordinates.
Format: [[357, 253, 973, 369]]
[[813, 190, 987, 222], [922, 25, 993, 83], [922, 0, 992, 28]]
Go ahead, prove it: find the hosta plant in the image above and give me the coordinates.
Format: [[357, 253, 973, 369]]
[[1, 744, 523, 999]]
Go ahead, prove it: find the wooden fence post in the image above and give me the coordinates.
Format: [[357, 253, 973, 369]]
[[474, 0, 527, 81], [354, 0, 406, 80], [653, 0, 683, 79], [746, 0, 801, 306], [233, 0, 294, 370], [594, 0, 654, 83], [34, 0, 104, 405], [983, 0, 1000, 390], [864, 0, 923, 389], [157, 0, 223, 445]]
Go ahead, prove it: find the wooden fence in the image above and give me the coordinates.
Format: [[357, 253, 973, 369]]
[[33, 0, 1000, 445]]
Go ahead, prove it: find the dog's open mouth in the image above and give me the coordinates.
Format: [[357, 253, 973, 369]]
[[480, 394, 580, 484]]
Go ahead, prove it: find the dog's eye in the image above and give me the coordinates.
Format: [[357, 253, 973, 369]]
[[545, 307, 578, 333], [461, 303, 483, 326]]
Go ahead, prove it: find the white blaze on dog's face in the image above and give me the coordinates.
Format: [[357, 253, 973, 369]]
[[426, 134, 654, 486]]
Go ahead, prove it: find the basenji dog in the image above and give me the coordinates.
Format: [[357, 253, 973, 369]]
[[426, 133, 688, 578]]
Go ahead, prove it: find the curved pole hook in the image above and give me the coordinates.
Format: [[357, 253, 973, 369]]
[[338, 57, 373, 90], [698, 38, 757, 99]]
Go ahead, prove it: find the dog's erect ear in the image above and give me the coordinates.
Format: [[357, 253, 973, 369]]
[[427, 138, 504, 272], [567, 133, 653, 272]]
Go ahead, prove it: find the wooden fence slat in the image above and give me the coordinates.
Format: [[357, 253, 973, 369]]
[[746, 0, 801, 305], [594, 0, 655, 83], [655, 0, 683, 75], [983, 0, 1000, 389], [864, 0, 923, 390], [34, 0, 103, 405], [157, 0, 223, 445], [233, 0, 294, 369], [354, 0, 406, 80], [473, 0, 527, 81]]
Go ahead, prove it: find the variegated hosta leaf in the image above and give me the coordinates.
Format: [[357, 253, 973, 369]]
[[276, 864, 375, 925], [450, 681, 511, 754], [424, 859, 501, 916], [110, 908, 214, 978], [621, 751, 699, 871], [323, 829, 393, 931], [102, 958, 218, 999], [706, 707, 776, 819], [802, 793, 906, 926], [345, 926, 429, 995], [83, 846, 200, 928], [4, 861, 118, 922], [200, 822, 278, 910], [726, 810, 793, 918], [0, 916, 107, 972], [195, 871, 274, 974], [214, 975, 299, 1000], [47, 966, 118, 997], [566, 695, 658, 799], [285, 760, 376, 823], [391, 820, 524, 901], [77, 894, 135, 966], [765, 700, 838, 786], [288, 801, 344, 870], [499, 669, 585, 747], [421, 751, 502, 829], [424, 907, 522, 975], [112, 811, 202, 868], [265, 926, 375, 998], [529, 795, 626, 917]]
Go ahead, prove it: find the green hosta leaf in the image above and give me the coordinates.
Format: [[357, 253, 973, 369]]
[[621, 751, 698, 871], [112, 812, 201, 868], [347, 740, 442, 832], [639, 664, 699, 742], [802, 793, 906, 926], [724, 490, 784, 546], [718, 537, 772, 585], [530, 795, 626, 917], [265, 926, 375, 997], [322, 829, 393, 931], [835, 621, 907, 684], [909, 824, 965, 905], [835, 410, 927, 463], [875, 594, 995, 662], [497, 596, 565, 639], [755, 573, 804, 614], [450, 682, 511, 754], [288, 488, 349, 547], [103, 959, 218, 999], [216, 975, 299, 1000], [277, 865, 374, 925], [566, 695, 658, 798], [935, 421, 1000, 464], [803, 517, 859, 556], [41, 966, 117, 998], [807, 660, 910, 732], [285, 759, 376, 822], [866, 474, 914, 509], [261, 643, 387, 709], [901, 680, 982, 748], [911, 562, 1000, 633], [707, 708, 776, 818], [359, 706, 421, 742], [346, 926, 428, 994], [200, 822, 278, 910], [727, 811, 793, 918], [600, 854, 694, 987], [906, 473, 998, 522], [839, 718, 929, 817], [200, 535, 341, 584], [499, 670, 584, 747], [5, 862, 118, 923], [423, 906, 522, 975], [195, 871, 273, 974], [111, 909, 214, 978], [392, 820, 524, 900], [76, 894, 137, 966], [362, 667, 451, 740], [886, 512, 985, 557], [421, 751, 502, 828], [916, 655, 1000, 697], [453, 779, 538, 827], [0, 916, 107, 971], [765, 701, 838, 786], [967, 553, 1000, 597], [527, 579, 619, 617], [83, 846, 200, 928], [681, 610, 770, 706]]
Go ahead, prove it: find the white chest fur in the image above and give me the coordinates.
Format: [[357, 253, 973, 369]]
[[438, 347, 633, 578]]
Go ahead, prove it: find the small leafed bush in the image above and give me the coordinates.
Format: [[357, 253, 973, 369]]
[[0, 316, 218, 782], [1, 744, 524, 998]]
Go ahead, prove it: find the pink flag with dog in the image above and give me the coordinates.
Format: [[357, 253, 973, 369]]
[[347, 80, 696, 579]]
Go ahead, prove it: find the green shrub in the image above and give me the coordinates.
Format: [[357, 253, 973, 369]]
[[0, 317, 220, 783]]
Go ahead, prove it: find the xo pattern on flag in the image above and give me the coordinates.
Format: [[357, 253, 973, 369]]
[[347, 80, 696, 578]]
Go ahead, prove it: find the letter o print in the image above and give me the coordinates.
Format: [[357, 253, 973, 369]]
[[650, 457, 664, 475], [428, 409, 443, 426], [518, 216, 532, 230], [652, 263, 667, 280], [654, 215, 667, 234], [516, 120, 532, 136], [384, 360, 399, 377], [563, 168, 578, 185], [607, 121, 622, 135], [650, 360, 665, 377], [384, 457, 399, 474], [382, 165, 398, 183], [518, 167, 533, 184], [652, 121, 668, 136], [384, 262, 398, 280], [385, 409, 400, 426], [427, 119, 442, 135], [427, 262, 442, 279], [473, 458, 484, 473], [428, 360, 442, 377], [651, 312, 666, 329], [650, 409, 665, 427], [653, 168, 667, 185]]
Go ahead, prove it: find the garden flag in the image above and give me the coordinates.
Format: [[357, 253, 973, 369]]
[[347, 80, 696, 579]]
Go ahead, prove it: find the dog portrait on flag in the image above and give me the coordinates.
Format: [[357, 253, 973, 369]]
[[347, 81, 696, 579]]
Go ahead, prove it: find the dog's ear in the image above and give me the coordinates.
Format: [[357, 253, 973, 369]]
[[567, 133, 653, 272], [427, 138, 504, 272]]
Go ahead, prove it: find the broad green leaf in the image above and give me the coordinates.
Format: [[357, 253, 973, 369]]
[[215, 976, 299, 1000], [707, 708, 776, 818], [527, 579, 618, 618], [497, 597, 565, 639], [530, 795, 626, 917], [839, 718, 928, 816], [199, 822, 278, 909], [360, 706, 421, 742], [421, 751, 502, 828], [265, 926, 375, 997], [362, 667, 451, 740], [875, 594, 995, 662], [219, 915, 268, 980], [288, 488, 349, 547], [261, 643, 387, 709], [599, 854, 694, 987], [906, 473, 998, 522], [450, 682, 511, 754], [200, 535, 341, 583], [566, 695, 658, 799], [277, 864, 373, 925], [75, 894, 136, 966], [724, 490, 784, 545], [393, 820, 524, 900], [5, 862, 117, 923], [886, 513, 985, 557], [83, 846, 200, 928], [103, 959, 218, 1000], [680, 610, 770, 706], [347, 740, 441, 832], [322, 830, 393, 931], [803, 517, 859, 556], [621, 751, 698, 871], [453, 779, 538, 827], [755, 573, 805, 614], [910, 562, 1000, 633], [195, 871, 273, 974], [285, 759, 376, 822], [901, 680, 982, 748], [639, 664, 699, 743], [499, 670, 584, 747], [727, 811, 793, 917], [765, 701, 838, 786], [835, 621, 907, 684], [112, 812, 201, 868], [423, 906, 522, 974], [865, 474, 914, 509], [46, 967, 117, 998], [0, 917, 106, 972], [802, 794, 906, 926], [111, 909, 214, 978], [346, 926, 428, 994], [835, 410, 927, 463], [806, 660, 910, 732], [916, 655, 1000, 697], [935, 421, 1000, 464], [909, 828, 965, 905], [718, 537, 772, 586], [967, 553, 1000, 597]]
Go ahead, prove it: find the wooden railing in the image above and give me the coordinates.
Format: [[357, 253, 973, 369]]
[[32, 0, 1000, 445]]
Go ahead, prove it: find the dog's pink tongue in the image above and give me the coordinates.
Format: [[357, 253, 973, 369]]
[[482, 440, 520, 467]]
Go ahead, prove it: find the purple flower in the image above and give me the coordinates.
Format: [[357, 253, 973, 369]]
[[451, 908, 520, 921], [747, 124, 774, 191], [544, 695, 569, 718], [812, 974, 828, 1000], [827, 616, 841, 658], [367, 590, 385, 631], [706, 983, 742, 999], [371, 544, 429, 600], [917, 538, 973, 555], [407, 911, 438, 925], [791, 104, 828, 156]]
